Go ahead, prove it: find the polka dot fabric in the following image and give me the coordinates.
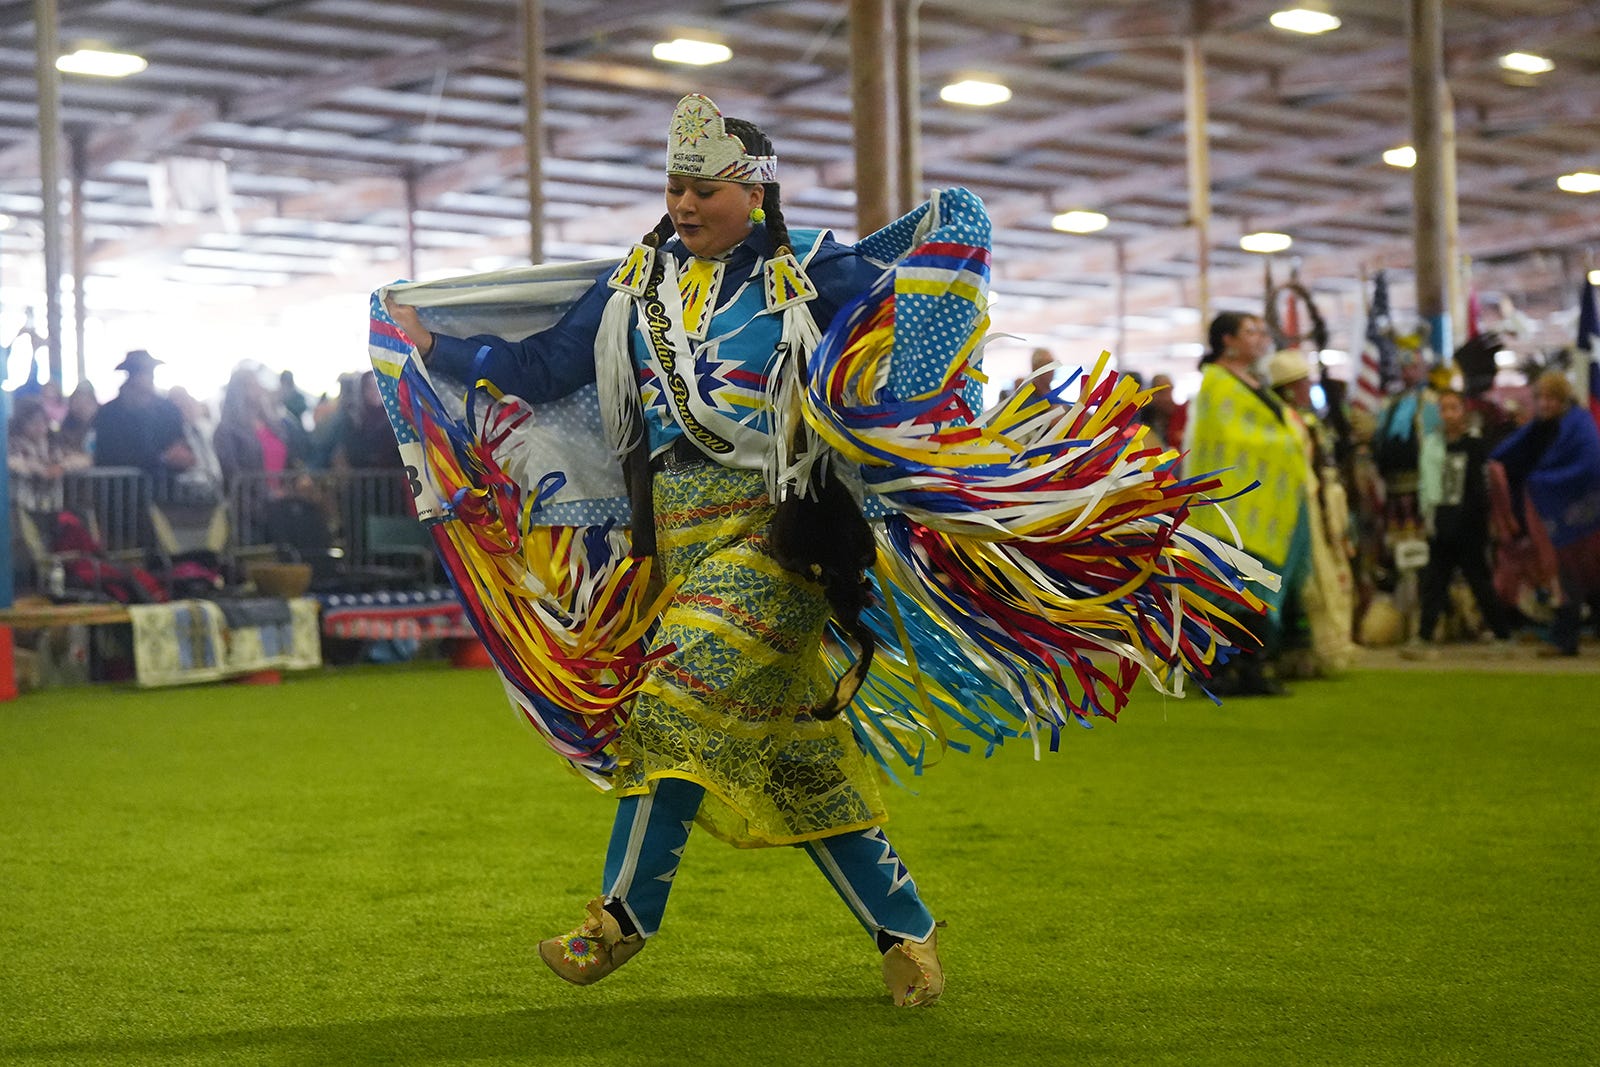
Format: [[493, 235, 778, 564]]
[[883, 188, 991, 409]]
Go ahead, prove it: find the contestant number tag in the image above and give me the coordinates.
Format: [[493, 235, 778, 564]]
[[398, 440, 446, 523]]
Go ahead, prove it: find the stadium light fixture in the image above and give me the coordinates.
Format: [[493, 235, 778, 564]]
[[1498, 52, 1554, 75], [1383, 146, 1417, 169], [1240, 231, 1293, 254], [56, 47, 147, 77], [651, 38, 732, 66], [1556, 171, 1600, 194], [939, 79, 1012, 107], [1051, 210, 1109, 234], [1269, 9, 1342, 35]]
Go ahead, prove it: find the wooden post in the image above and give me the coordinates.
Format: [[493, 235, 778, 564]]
[[521, 0, 546, 263], [850, 0, 894, 236], [1441, 85, 1465, 347], [892, 0, 922, 215], [69, 129, 87, 382], [402, 169, 419, 280], [1409, 0, 1450, 360], [1115, 238, 1128, 365], [34, 0, 64, 385], [1183, 35, 1212, 329]]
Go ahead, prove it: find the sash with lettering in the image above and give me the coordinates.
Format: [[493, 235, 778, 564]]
[[633, 253, 770, 467]]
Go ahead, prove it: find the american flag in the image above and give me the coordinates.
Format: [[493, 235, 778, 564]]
[[1579, 276, 1600, 427], [1351, 271, 1398, 415]]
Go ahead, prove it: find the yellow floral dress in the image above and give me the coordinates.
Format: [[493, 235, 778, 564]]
[[613, 463, 887, 847]]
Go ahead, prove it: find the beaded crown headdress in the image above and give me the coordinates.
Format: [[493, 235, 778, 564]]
[[666, 93, 777, 185]]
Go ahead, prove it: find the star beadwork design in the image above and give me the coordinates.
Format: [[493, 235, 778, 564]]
[[673, 101, 714, 147]]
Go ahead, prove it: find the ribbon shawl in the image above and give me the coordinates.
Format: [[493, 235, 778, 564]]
[[367, 191, 1275, 787]]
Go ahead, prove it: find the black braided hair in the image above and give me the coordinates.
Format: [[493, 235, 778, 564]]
[[761, 181, 790, 253], [719, 119, 877, 717], [636, 212, 677, 302], [769, 460, 877, 720], [723, 118, 791, 256]]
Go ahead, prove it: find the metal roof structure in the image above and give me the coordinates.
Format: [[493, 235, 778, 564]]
[[2, 0, 1598, 380]]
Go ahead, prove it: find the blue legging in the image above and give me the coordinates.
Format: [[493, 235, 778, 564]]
[[601, 777, 935, 942]]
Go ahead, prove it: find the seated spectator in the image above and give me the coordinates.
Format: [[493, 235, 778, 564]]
[[8, 394, 90, 513]]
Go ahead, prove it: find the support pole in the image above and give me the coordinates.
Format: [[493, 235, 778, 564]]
[[1441, 89, 1464, 347], [1182, 34, 1212, 329], [69, 129, 87, 382], [34, 0, 63, 385], [892, 0, 922, 215], [402, 169, 419, 280], [1408, 0, 1451, 361], [850, 0, 894, 236], [1114, 238, 1128, 365], [521, 0, 546, 264]]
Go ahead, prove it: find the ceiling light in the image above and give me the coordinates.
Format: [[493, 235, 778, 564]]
[[0, 213, 13, 231], [55, 47, 147, 77], [1383, 145, 1417, 169], [1240, 231, 1293, 253], [939, 79, 1012, 107], [1589, 269, 1600, 286], [651, 38, 732, 66], [1498, 52, 1554, 75], [1051, 210, 1108, 234], [1268, 9, 1342, 35], [1556, 171, 1600, 194]]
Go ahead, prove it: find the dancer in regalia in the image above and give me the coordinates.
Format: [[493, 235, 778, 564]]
[[377, 94, 1273, 1007]]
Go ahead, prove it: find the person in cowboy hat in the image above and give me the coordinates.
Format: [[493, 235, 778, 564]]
[[90, 350, 195, 489]]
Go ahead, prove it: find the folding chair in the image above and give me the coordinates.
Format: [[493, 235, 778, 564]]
[[362, 513, 437, 589], [146, 499, 231, 596]]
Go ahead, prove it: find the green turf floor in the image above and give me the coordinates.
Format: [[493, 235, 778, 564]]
[[2, 664, 1596, 1065]]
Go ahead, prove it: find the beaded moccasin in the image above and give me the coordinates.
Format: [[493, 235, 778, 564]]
[[881, 927, 943, 1007], [537, 897, 645, 986]]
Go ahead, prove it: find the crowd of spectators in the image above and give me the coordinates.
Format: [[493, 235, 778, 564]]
[[12, 334, 1599, 667], [1169, 311, 1600, 691], [7, 353, 409, 602], [8, 353, 403, 510]]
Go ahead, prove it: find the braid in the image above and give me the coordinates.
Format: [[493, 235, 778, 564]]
[[640, 212, 675, 301], [762, 182, 792, 256], [715, 116, 869, 717], [723, 117, 789, 253]]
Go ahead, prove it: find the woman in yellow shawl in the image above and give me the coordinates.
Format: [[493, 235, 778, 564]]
[[1182, 312, 1313, 694]]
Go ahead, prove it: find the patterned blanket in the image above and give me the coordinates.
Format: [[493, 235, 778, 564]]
[[125, 597, 321, 688]]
